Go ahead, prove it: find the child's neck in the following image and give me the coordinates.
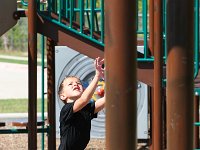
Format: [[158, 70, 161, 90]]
[[67, 99, 75, 103]]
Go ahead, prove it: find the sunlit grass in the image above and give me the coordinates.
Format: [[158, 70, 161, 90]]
[[0, 57, 28, 65], [0, 50, 27, 57], [0, 98, 47, 113]]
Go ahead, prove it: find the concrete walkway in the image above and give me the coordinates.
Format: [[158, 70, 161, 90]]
[[0, 112, 47, 122], [0, 62, 47, 99]]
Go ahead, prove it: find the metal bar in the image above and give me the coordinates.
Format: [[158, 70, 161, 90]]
[[195, 122, 200, 126], [28, 0, 37, 149], [86, 0, 89, 9], [105, 0, 137, 149], [166, 0, 194, 149], [38, 13, 105, 46], [47, 0, 51, 14], [41, 35, 45, 150], [66, 0, 69, 18], [52, 0, 57, 13], [163, 0, 167, 64], [80, 0, 84, 33], [0, 128, 49, 134], [194, 95, 199, 148], [47, 37, 56, 150], [194, 0, 199, 78], [100, 0, 104, 43], [94, 12, 99, 32], [142, 0, 148, 58], [149, 0, 154, 55], [20, 0, 28, 6], [73, 0, 78, 22], [94, 0, 99, 32], [59, 0, 62, 22], [74, 8, 101, 12], [70, 0, 73, 27], [136, 0, 139, 31], [90, 0, 94, 38], [153, 0, 163, 149], [137, 58, 154, 61], [39, 3, 46, 150]]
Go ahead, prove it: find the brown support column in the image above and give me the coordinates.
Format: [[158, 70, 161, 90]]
[[153, 0, 163, 149], [28, 0, 37, 149], [194, 95, 199, 148], [47, 37, 56, 150], [167, 0, 194, 149], [105, 0, 137, 150]]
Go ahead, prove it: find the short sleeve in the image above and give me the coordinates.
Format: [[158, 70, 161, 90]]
[[59, 102, 76, 137], [60, 102, 74, 122], [89, 100, 97, 119]]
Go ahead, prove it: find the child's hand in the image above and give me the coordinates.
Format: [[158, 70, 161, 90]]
[[94, 57, 105, 80]]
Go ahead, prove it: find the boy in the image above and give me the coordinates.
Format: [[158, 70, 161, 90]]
[[58, 57, 105, 150]]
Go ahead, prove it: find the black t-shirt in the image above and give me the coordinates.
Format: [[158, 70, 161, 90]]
[[58, 100, 97, 150]]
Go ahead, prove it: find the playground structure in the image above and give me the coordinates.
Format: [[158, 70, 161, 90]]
[[0, 0, 199, 150]]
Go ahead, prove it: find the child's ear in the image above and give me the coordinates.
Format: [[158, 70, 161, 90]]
[[60, 94, 67, 100]]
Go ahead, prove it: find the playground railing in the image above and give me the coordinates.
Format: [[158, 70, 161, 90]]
[[18, 0, 200, 83], [35, 0, 154, 62]]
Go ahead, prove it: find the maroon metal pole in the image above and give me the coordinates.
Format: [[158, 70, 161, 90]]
[[47, 37, 56, 150], [105, 0, 137, 150], [167, 0, 194, 149], [28, 0, 37, 149], [153, 0, 163, 149]]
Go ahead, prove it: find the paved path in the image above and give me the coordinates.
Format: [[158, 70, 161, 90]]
[[0, 62, 47, 99]]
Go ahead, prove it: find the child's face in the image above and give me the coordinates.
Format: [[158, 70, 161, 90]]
[[61, 77, 84, 101]]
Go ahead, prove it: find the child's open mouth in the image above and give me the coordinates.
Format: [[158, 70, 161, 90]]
[[73, 87, 80, 91]]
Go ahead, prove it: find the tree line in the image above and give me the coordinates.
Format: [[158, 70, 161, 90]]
[[0, 18, 28, 52]]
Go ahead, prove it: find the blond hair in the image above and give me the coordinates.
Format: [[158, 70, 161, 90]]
[[58, 76, 81, 98]]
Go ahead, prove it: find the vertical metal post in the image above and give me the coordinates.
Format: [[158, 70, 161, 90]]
[[194, 95, 199, 148], [166, 0, 194, 149], [40, 3, 45, 150], [41, 35, 45, 150], [149, 1, 154, 149], [47, 37, 56, 150], [28, 0, 37, 149], [105, 0, 137, 150], [149, 0, 154, 55], [153, 0, 163, 149]]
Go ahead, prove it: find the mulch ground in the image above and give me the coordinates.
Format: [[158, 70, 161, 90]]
[[0, 124, 105, 150], [0, 125, 148, 150], [0, 134, 105, 150]]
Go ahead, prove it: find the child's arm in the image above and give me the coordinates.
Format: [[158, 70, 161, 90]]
[[73, 57, 104, 112], [94, 95, 105, 113]]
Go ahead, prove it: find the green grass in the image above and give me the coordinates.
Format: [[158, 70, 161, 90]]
[[0, 57, 28, 65], [0, 51, 47, 113], [0, 50, 45, 65], [0, 98, 47, 113], [0, 50, 28, 57], [0, 57, 44, 66]]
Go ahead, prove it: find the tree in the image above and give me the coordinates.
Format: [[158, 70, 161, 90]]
[[0, 18, 28, 51]]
